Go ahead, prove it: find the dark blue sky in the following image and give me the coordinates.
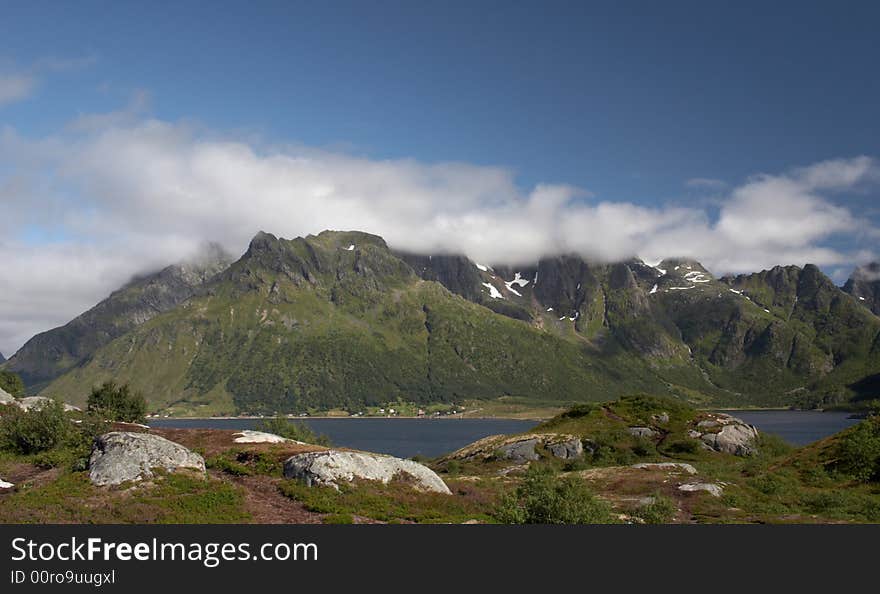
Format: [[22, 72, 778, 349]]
[[3, 1, 878, 201]]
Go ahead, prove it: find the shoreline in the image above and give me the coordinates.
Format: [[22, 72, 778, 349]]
[[148, 414, 547, 421]]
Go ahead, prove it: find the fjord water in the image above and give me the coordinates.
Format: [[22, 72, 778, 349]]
[[723, 410, 860, 446], [149, 411, 861, 457], [149, 417, 538, 458]]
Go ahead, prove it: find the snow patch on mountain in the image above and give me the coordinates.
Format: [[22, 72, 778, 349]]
[[482, 283, 504, 299]]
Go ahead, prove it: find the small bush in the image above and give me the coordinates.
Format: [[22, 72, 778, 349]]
[[0, 400, 71, 455], [665, 439, 700, 454], [495, 465, 617, 524], [638, 494, 678, 524], [87, 381, 147, 423], [256, 417, 332, 446], [0, 371, 25, 397], [834, 419, 880, 483]]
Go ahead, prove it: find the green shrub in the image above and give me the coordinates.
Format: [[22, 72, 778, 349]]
[[632, 437, 656, 457], [0, 371, 25, 397], [495, 465, 617, 524], [0, 400, 71, 455], [665, 439, 700, 454], [834, 419, 880, 483], [87, 381, 147, 423], [256, 417, 332, 446], [638, 494, 678, 524]]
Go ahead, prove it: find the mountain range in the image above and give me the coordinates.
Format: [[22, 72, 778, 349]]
[[4, 230, 880, 414]]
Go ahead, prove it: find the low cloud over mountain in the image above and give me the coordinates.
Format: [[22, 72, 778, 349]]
[[0, 108, 878, 354]]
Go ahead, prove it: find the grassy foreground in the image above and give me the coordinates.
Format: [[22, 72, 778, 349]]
[[0, 395, 878, 524]]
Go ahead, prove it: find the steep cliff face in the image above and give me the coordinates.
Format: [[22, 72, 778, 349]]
[[3, 244, 233, 391], [844, 262, 880, 316]]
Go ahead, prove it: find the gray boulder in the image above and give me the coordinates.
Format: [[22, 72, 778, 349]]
[[546, 438, 584, 460], [701, 422, 758, 456], [497, 438, 541, 462], [89, 432, 206, 487], [628, 426, 659, 439], [283, 450, 451, 494]]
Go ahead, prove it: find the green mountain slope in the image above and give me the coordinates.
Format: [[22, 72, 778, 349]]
[[41, 232, 690, 415], [35, 231, 880, 413], [2, 244, 232, 392]]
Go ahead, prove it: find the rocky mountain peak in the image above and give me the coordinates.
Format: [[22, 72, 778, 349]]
[[843, 261, 880, 315]]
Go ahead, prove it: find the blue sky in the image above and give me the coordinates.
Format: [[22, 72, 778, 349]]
[[3, 1, 878, 198], [0, 1, 879, 353]]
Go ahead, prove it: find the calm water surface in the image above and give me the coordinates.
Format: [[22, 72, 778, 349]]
[[149, 417, 538, 458], [149, 410, 862, 457], [719, 410, 860, 446]]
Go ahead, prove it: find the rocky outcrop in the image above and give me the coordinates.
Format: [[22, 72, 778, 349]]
[[89, 432, 206, 487], [232, 430, 302, 444], [283, 450, 451, 494], [698, 416, 759, 456], [546, 438, 584, 460], [15, 396, 80, 412], [497, 438, 541, 462], [678, 482, 723, 497], [442, 433, 586, 464], [628, 427, 660, 439], [632, 462, 697, 475]]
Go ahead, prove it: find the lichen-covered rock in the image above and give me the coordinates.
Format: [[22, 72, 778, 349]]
[[283, 450, 451, 494], [89, 432, 206, 487], [700, 422, 758, 456], [678, 482, 723, 497], [628, 426, 659, 438], [546, 438, 584, 460], [632, 462, 697, 475]]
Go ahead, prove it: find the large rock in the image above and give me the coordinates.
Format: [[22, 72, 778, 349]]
[[700, 421, 758, 456], [283, 450, 451, 494], [89, 432, 206, 487], [497, 438, 541, 462], [0, 387, 15, 406], [628, 426, 659, 439], [546, 438, 585, 460]]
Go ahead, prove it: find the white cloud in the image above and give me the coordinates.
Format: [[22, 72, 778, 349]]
[[0, 53, 96, 109], [0, 74, 36, 107], [0, 110, 877, 355]]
